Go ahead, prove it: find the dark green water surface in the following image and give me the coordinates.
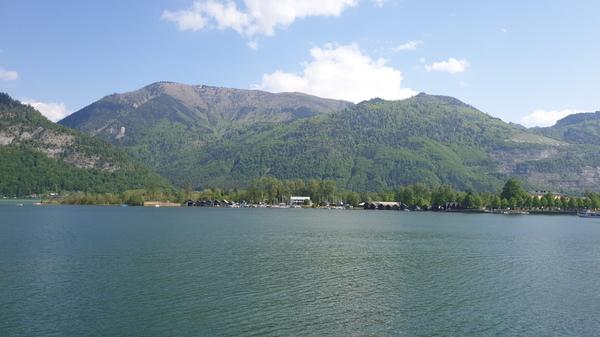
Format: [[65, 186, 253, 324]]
[[1, 205, 600, 336]]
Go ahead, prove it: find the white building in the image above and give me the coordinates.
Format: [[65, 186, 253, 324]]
[[290, 196, 311, 205]]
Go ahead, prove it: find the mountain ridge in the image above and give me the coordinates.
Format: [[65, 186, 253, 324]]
[[57, 83, 600, 194], [59, 81, 354, 138]]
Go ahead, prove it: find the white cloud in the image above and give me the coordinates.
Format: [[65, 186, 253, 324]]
[[392, 40, 423, 51], [0, 67, 18, 81], [22, 99, 73, 122], [520, 109, 584, 127], [425, 58, 470, 73], [162, 0, 387, 38], [502, 28, 507, 33], [253, 43, 417, 103]]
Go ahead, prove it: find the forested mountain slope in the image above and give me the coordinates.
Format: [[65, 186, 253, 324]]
[[58, 82, 600, 193], [170, 94, 600, 193], [0, 93, 171, 196], [179, 94, 526, 191]]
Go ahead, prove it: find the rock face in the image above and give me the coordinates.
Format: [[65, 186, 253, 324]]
[[523, 168, 600, 192], [2, 118, 115, 170], [490, 148, 561, 174], [490, 147, 600, 192], [0, 92, 171, 195]]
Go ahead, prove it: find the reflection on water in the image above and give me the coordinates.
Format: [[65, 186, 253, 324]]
[[1, 206, 600, 336]]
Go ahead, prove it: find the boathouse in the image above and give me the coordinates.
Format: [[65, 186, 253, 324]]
[[444, 202, 462, 210], [363, 201, 400, 210]]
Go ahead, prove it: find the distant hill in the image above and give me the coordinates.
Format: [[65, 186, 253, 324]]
[[532, 111, 600, 145], [59, 83, 600, 193], [0, 93, 171, 196]]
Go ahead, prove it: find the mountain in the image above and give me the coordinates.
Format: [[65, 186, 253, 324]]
[[531, 111, 600, 145], [0, 93, 171, 196], [180, 94, 568, 192], [59, 81, 353, 138], [60, 83, 600, 193], [58, 81, 353, 185]]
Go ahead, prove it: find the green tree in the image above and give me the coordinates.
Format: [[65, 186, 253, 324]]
[[500, 178, 529, 201], [262, 177, 283, 204], [591, 196, 600, 210], [378, 189, 395, 202], [568, 197, 577, 210], [345, 191, 360, 207], [414, 197, 429, 207], [319, 180, 336, 202], [539, 196, 548, 208], [523, 196, 532, 208], [490, 195, 501, 209], [560, 197, 569, 210], [146, 181, 160, 202], [543, 192, 555, 209], [509, 197, 518, 210], [200, 189, 213, 200], [412, 183, 430, 201], [308, 179, 320, 203], [532, 196, 541, 209], [431, 186, 456, 205], [462, 194, 475, 208], [246, 179, 260, 203], [576, 197, 585, 209], [394, 186, 405, 203], [397, 188, 415, 206]]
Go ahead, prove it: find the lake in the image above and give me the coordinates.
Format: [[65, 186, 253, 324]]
[[1, 204, 600, 336]]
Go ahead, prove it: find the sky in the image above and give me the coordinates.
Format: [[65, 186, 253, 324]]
[[1, 0, 599, 127]]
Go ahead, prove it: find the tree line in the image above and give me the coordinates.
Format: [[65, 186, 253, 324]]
[[55, 177, 600, 211]]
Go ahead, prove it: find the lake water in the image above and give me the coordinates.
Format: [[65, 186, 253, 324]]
[[1, 204, 600, 336]]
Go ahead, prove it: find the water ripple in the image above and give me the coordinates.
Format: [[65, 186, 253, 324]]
[[2, 208, 600, 335]]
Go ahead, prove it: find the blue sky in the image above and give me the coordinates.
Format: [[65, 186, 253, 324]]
[[1, 0, 599, 127]]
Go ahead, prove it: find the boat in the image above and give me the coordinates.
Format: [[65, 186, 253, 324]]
[[578, 210, 600, 217], [15, 204, 23, 206]]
